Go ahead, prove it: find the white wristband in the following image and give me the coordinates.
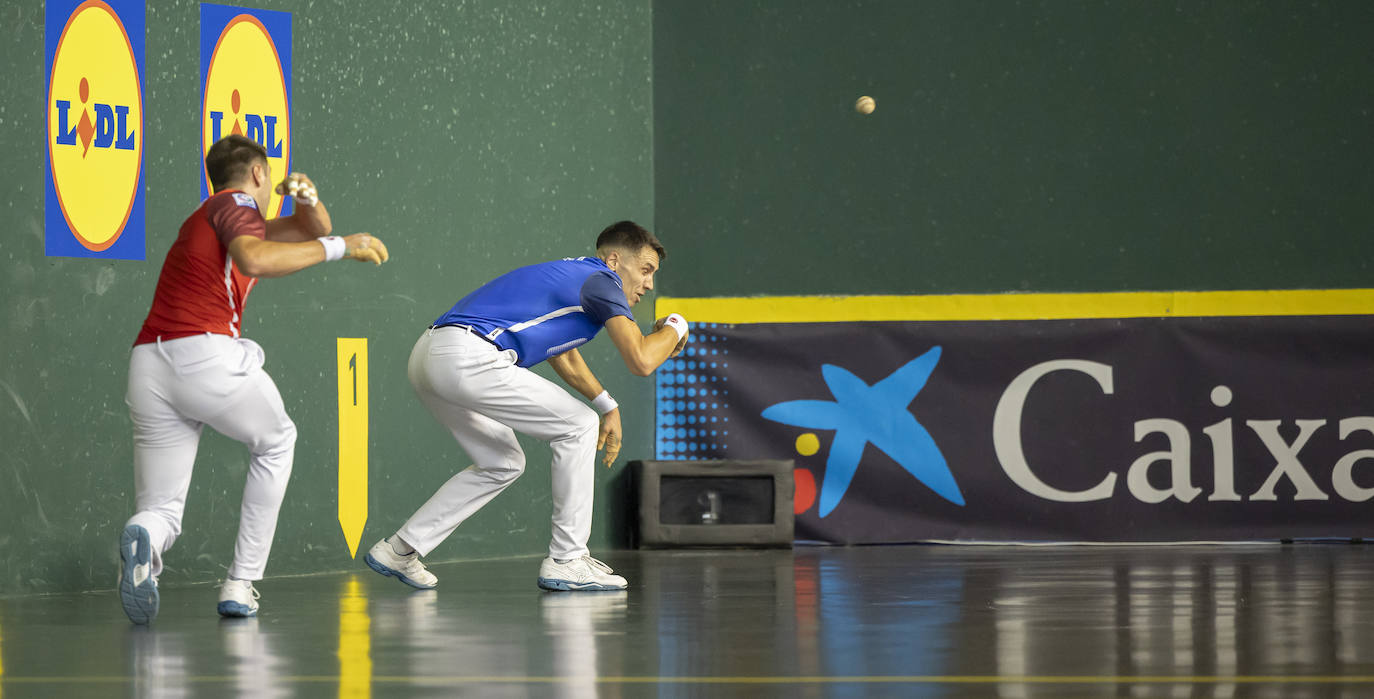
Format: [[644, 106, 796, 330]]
[[591, 390, 618, 415], [319, 236, 346, 262], [663, 313, 689, 341]]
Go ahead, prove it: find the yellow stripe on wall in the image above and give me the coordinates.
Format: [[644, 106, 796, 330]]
[[337, 338, 369, 559], [658, 288, 1374, 323]]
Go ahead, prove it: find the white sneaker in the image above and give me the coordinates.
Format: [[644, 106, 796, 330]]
[[537, 555, 628, 591], [118, 524, 159, 625], [365, 538, 438, 589], [217, 579, 260, 618]]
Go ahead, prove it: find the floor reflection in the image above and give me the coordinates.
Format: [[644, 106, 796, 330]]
[[129, 626, 189, 699], [1, 545, 1369, 697], [969, 548, 1374, 697], [540, 590, 628, 699], [220, 617, 289, 699], [632, 545, 1374, 697], [337, 576, 371, 699], [369, 580, 540, 694]]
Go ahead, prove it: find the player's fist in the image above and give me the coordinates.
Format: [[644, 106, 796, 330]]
[[344, 233, 389, 265], [655, 313, 689, 357], [275, 172, 319, 207]]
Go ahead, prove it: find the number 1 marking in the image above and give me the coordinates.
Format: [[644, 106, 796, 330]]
[[337, 339, 368, 558]]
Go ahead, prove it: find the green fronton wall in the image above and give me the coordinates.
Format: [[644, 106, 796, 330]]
[[4, 0, 1374, 595], [652, 0, 1374, 297], [1, 0, 652, 595]]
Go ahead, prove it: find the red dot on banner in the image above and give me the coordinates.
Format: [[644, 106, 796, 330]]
[[231, 89, 241, 114], [79, 77, 89, 103], [794, 468, 816, 514]]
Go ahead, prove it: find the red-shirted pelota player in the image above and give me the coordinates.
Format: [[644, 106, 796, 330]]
[[118, 134, 389, 624]]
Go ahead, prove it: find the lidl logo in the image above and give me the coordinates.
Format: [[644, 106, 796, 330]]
[[201, 4, 292, 218], [44, 0, 145, 259]]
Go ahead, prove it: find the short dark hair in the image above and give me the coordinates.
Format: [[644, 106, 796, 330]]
[[205, 135, 268, 192], [596, 220, 665, 261]]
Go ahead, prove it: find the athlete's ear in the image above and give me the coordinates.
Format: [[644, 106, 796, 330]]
[[602, 248, 620, 270], [252, 162, 269, 188]]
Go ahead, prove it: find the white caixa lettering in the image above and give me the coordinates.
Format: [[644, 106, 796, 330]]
[[992, 360, 1374, 503]]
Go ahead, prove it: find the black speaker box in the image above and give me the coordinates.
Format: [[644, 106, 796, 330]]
[[631, 459, 794, 548]]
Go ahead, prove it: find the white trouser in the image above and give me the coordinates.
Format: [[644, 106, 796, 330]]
[[124, 334, 297, 581], [398, 326, 599, 560]]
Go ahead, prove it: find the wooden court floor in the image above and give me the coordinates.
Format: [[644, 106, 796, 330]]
[[0, 543, 1371, 697]]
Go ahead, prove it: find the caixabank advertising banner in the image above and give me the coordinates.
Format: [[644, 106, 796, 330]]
[[653, 290, 1374, 543]]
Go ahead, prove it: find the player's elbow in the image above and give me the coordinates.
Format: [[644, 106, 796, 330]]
[[233, 256, 266, 278], [227, 238, 289, 278], [233, 252, 281, 279], [612, 332, 665, 376], [622, 355, 654, 377], [625, 351, 663, 377]]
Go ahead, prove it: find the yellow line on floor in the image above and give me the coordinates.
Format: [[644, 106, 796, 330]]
[[3, 675, 1374, 684]]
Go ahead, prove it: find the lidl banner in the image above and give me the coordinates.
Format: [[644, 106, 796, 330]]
[[654, 290, 1374, 543], [200, 4, 292, 217], [45, 0, 145, 260]]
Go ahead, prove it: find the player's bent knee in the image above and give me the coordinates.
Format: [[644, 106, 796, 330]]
[[252, 418, 297, 457], [552, 407, 599, 451], [499, 452, 527, 480], [473, 449, 526, 481], [569, 405, 599, 438]]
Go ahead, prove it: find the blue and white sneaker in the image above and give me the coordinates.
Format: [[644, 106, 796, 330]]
[[217, 579, 260, 618], [365, 538, 438, 589], [118, 524, 159, 625], [537, 555, 628, 591]]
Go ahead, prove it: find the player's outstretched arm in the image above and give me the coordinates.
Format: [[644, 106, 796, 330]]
[[228, 232, 389, 279], [547, 348, 623, 466], [265, 172, 333, 242], [604, 314, 688, 377]]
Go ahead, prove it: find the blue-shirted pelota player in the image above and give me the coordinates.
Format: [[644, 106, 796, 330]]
[[365, 221, 688, 591]]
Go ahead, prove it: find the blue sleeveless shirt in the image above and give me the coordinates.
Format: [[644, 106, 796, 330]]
[[432, 257, 633, 368]]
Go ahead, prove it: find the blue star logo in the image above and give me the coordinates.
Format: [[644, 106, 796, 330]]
[[762, 347, 964, 517]]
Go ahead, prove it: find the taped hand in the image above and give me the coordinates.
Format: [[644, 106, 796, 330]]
[[344, 233, 389, 265], [276, 172, 319, 207]]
